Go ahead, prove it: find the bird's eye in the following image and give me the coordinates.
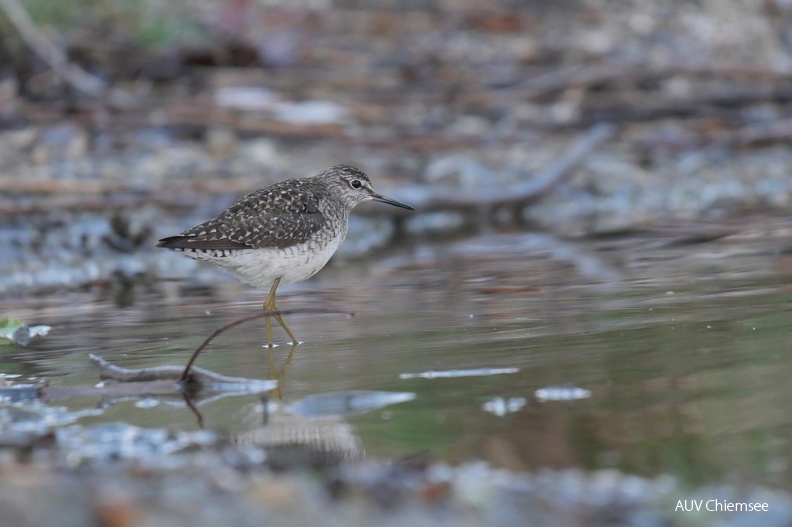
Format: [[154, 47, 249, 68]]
[[350, 180, 362, 189]]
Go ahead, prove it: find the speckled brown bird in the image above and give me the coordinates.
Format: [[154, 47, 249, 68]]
[[157, 165, 414, 347]]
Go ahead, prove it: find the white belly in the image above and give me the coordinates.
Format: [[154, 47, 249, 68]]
[[191, 234, 345, 288]]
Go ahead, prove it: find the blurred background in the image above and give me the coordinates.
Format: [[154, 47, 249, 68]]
[[1, 0, 791, 295], [2, 1, 792, 522]]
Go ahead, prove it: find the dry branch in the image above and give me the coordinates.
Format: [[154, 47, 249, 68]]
[[637, 118, 792, 150], [358, 122, 616, 218]]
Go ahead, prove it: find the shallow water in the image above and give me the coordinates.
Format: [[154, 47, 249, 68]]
[[2, 231, 792, 490]]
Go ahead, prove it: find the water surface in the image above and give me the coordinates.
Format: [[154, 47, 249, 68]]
[[2, 232, 791, 490]]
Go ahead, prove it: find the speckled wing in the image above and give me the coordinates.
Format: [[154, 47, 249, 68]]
[[157, 180, 326, 251]]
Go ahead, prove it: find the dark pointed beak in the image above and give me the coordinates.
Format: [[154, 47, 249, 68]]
[[371, 192, 414, 211]]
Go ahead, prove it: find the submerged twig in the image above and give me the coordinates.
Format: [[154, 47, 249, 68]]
[[180, 308, 353, 382], [88, 353, 275, 388], [0, 0, 105, 96], [4, 355, 278, 404]]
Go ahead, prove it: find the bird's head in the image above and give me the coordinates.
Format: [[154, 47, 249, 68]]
[[319, 165, 414, 211]]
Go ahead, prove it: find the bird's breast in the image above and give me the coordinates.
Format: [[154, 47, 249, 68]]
[[220, 221, 346, 288]]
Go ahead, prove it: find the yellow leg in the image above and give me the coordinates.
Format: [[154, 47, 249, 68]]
[[264, 312, 274, 348], [273, 311, 298, 345], [263, 278, 299, 346]]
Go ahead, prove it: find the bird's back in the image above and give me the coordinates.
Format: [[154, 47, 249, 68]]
[[157, 178, 346, 252]]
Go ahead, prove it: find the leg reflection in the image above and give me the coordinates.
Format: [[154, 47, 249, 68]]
[[267, 342, 298, 401]]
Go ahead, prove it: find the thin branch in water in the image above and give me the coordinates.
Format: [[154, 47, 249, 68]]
[[180, 308, 353, 382], [181, 390, 205, 428]]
